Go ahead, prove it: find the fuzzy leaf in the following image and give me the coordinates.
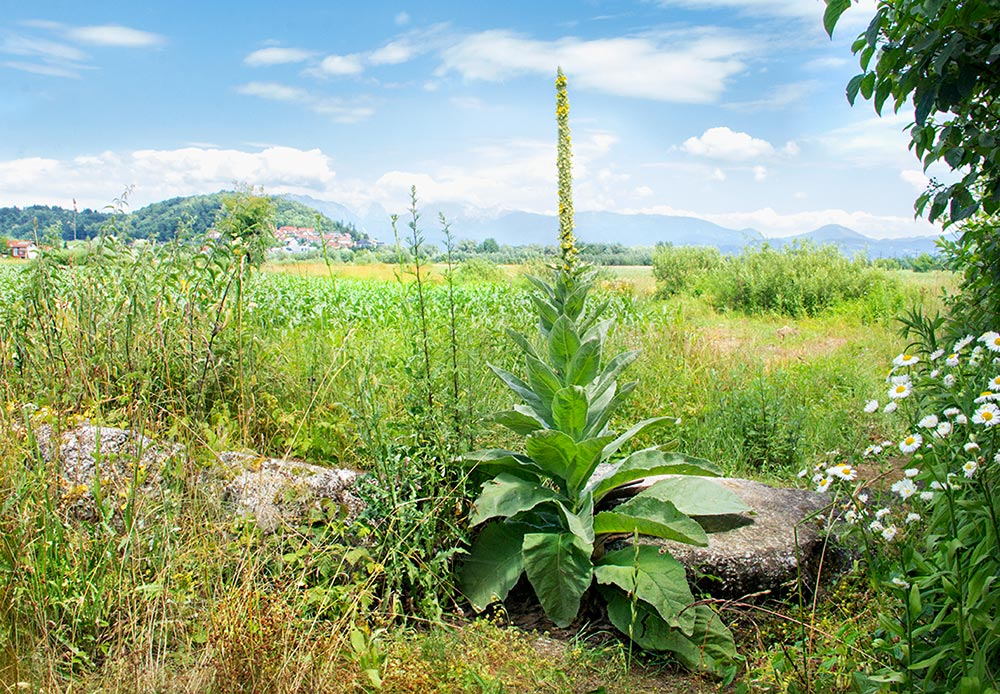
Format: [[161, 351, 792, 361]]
[[636, 478, 750, 518], [492, 408, 547, 436], [566, 338, 602, 387], [552, 386, 589, 441], [470, 473, 562, 526], [525, 354, 561, 410], [548, 315, 581, 374], [525, 429, 577, 488], [462, 449, 544, 478], [522, 532, 593, 628], [595, 546, 696, 633], [489, 364, 545, 416], [594, 496, 708, 546], [590, 449, 720, 501], [461, 522, 529, 611]]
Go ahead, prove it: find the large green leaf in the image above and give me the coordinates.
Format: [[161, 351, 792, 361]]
[[567, 434, 616, 498], [823, 0, 851, 37], [489, 364, 545, 416], [525, 430, 577, 488], [461, 522, 529, 611], [588, 349, 639, 400], [547, 315, 581, 374], [470, 473, 563, 526], [505, 328, 539, 360], [552, 386, 589, 441], [636, 477, 750, 518], [589, 449, 721, 502], [462, 448, 543, 479], [595, 546, 696, 634], [601, 417, 673, 462], [525, 354, 561, 410], [566, 337, 601, 387], [522, 532, 594, 628], [492, 407, 546, 436], [585, 381, 636, 437], [594, 496, 708, 546]]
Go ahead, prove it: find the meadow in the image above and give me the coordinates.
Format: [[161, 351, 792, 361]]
[[0, 239, 961, 692]]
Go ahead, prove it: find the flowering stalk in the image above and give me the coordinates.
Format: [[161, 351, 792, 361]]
[[556, 67, 578, 273]]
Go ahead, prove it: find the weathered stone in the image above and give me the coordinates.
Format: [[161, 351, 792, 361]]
[[217, 451, 363, 532], [615, 475, 831, 599]]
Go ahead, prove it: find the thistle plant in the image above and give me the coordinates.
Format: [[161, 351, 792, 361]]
[[459, 69, 743, 677]]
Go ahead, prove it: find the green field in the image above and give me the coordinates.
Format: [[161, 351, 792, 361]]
[[0, 246, 957, 692]]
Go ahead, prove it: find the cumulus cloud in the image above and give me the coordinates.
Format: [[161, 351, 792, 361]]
[[317, 54, 365, 75], [753, 165, 768, 181], [682, 126, 775, 160], [900, 169, 928, 190], [236, 81, 309, 102], [245, 46, 314, 66], [438, 29, 749, 103], [653, 0, 877, 25], [66, 25, 165, 47], [369, 39, 416, 65]]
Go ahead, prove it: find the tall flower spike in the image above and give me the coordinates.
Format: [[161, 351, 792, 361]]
[[556, 67, 578, 273]]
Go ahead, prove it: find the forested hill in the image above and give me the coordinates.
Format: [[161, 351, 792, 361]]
[[0, 193, 360, 243]]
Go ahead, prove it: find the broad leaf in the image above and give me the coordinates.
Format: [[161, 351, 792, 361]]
[[566, 337, 601, 387], [471, 473, 563, 526], [492, 408, 546, 436], [601, 416, 673, 462], [548, 315, 581, 374], [489, 364, 545, 416], [568, 434, 616, 498], [589, 350, 639, 400], [525, 354, 561, 405], [462, 448, 543, 479], [585, 381, 636, 438], [525, 430, 577, 488], [505, 328, 539, 360], [590, 449, 720, 501], [594, 495, 708, 546], [461, 522, 529, 611], [823, 0, 851, 37], [522, 532, 594, 628], [636, 477, 750, 518], [595, 546, 696, 634], [552, 386, 589, 441], [558, 490, 595, 544]]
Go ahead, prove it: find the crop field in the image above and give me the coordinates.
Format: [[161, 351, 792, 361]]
[[0, 244, 962, 691]]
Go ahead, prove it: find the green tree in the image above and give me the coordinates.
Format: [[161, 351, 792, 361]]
[[824, 0, 1000, 224], [478, 237, 500, 253]]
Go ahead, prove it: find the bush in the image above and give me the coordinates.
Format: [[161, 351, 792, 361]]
[[651, 245, 722, 297], [705, 242, 897, 317]]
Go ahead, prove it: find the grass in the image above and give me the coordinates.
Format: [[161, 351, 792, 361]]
[[0, 252, 947, 692]]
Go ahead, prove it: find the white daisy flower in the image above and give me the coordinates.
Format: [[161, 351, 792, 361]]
[[946, 353, 960, 367], [869, 520, 884, 532], [797, 468, 809, 478], [989, 375, 1000, 390], [892, 576, 910, 589], [891, 478, 918, 500], [971, 346, 985, 366], [980, 331, 1000, 353], [930, 349, 945, 361], [864, 399, 879, 413], [827, 463, 857, 481], [893, 353, 919, 367], [920, 491, 934, 502], [905, 512, 921, 524], [943, 407, 961, 417], [974, 391, 998, 403], [944, 374, 957, 388], [964, 441, 980, 453], [934, 421, 953, 438], [881, 525, 899, 542], [904, 468, 920, 478], [963, 460, 978, 479], [899, 433, 923, 453], [972, 403, 1000, 427], [955, 335, 975, 351], [845, 509, 858, 523], [816, 477, 832, 493], [930, 480, 947, 491], [930, 369, 940, 379], [890, 374, 912, 385], [884, 401, 898, 413], [857, 493, 869, 504], [919, 414, 939, 429], [875, 507, 891, 520], [956, 413, 968, 424]]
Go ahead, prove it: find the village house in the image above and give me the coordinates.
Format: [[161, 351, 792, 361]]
[[275, 226, 354, 250], [5, 239, 39, 259]]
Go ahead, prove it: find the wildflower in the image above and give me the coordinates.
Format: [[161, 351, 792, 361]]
[[956, 413, 968, 424], [934, 421, 953, 438], [964, 441, 980, 453], [893, 353, 919, 367], [869, 519, 884, 532], [891, 478, 918, 500], [944, 374, 956, 388], [890, 374, 911, 385], [955, 334, 975, 351], [963, 460, 978, 479], [989, 376, 1000, 390], [972, 403, 1000, 427], [899, 433, 923, 454], [884, 401, 898, 413], [905, 512, 921, 524], [918, 414, 939, 429], [889, 381, 912, 399], [864, 399, 879, 413], [797, 468, 808, 478], [827, 463, 857, 481], [881, 525, 899, 542], [930, 348, 945, 361], [971, 346, 985, 366], [919, 491, 934, 502], [816, 477, 832, 493], [812, 473, 826, 485], [825, 449, 840, 457], [974, 391, 998, 403], [892, 577, 910, 589], [904, 468, 919, 478], [864, 444, 883, 457], [943, 407, 961, 417], [980, 331, 1000, 352], [875, 507, 891, 520], [845, 509, 858, 523], [995, 452, 1000, 465], [930, 480, 947, 491], [946, 353, 960, 367], [857, 492, 869, 504], [930, 369, 940, 379]]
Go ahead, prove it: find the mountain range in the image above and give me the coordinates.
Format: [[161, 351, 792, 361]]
[[284, 194, 943, 259]]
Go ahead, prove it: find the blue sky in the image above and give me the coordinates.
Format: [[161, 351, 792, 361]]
[[0, 0, 944, 238]]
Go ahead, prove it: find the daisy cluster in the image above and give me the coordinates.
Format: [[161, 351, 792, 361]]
[[810, 331, 1000, 545]]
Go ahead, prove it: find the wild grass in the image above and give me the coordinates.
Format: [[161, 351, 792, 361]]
[[0, 247, 950, 692]]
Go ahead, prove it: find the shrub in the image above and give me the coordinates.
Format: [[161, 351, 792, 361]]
[[651, 245, 722, 297], [705, 242, 897, 317]]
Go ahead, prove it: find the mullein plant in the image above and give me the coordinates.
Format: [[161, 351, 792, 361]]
[[459, 68, 745, 678]]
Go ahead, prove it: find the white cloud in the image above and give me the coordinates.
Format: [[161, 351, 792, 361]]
[[395, 12, 411, 26], [817, 112, 914, 167], [782, 141, 800, 156], [318, 54, 364, 76], [245, 46, 314, 66], [236, 81, 309, 102], [753, 165, 768, 181], [711, 168, 726, 181], [236, 81, 376, 123], [0, 33, 86, 62], [726, 80, 818, 112], [66, 25, 165, 48], [900, 169, 928, 190], [450, 96, 485, 110], [369, 39, 416, 65], [438, 30, 749, 103], [1, 60, 82, 78], [682, 126, 775, 160], [654, 0, 877, 25]]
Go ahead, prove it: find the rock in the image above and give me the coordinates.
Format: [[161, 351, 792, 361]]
[[617, 476, 831, 599], [30, 421, 184, 523], [217, 451, 363, 532]]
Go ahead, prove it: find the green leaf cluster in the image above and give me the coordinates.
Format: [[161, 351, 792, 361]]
[[460, 266, 747, 676]]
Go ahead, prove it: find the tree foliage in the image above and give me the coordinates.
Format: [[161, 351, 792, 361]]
[[825, 0, 1000, 225]]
